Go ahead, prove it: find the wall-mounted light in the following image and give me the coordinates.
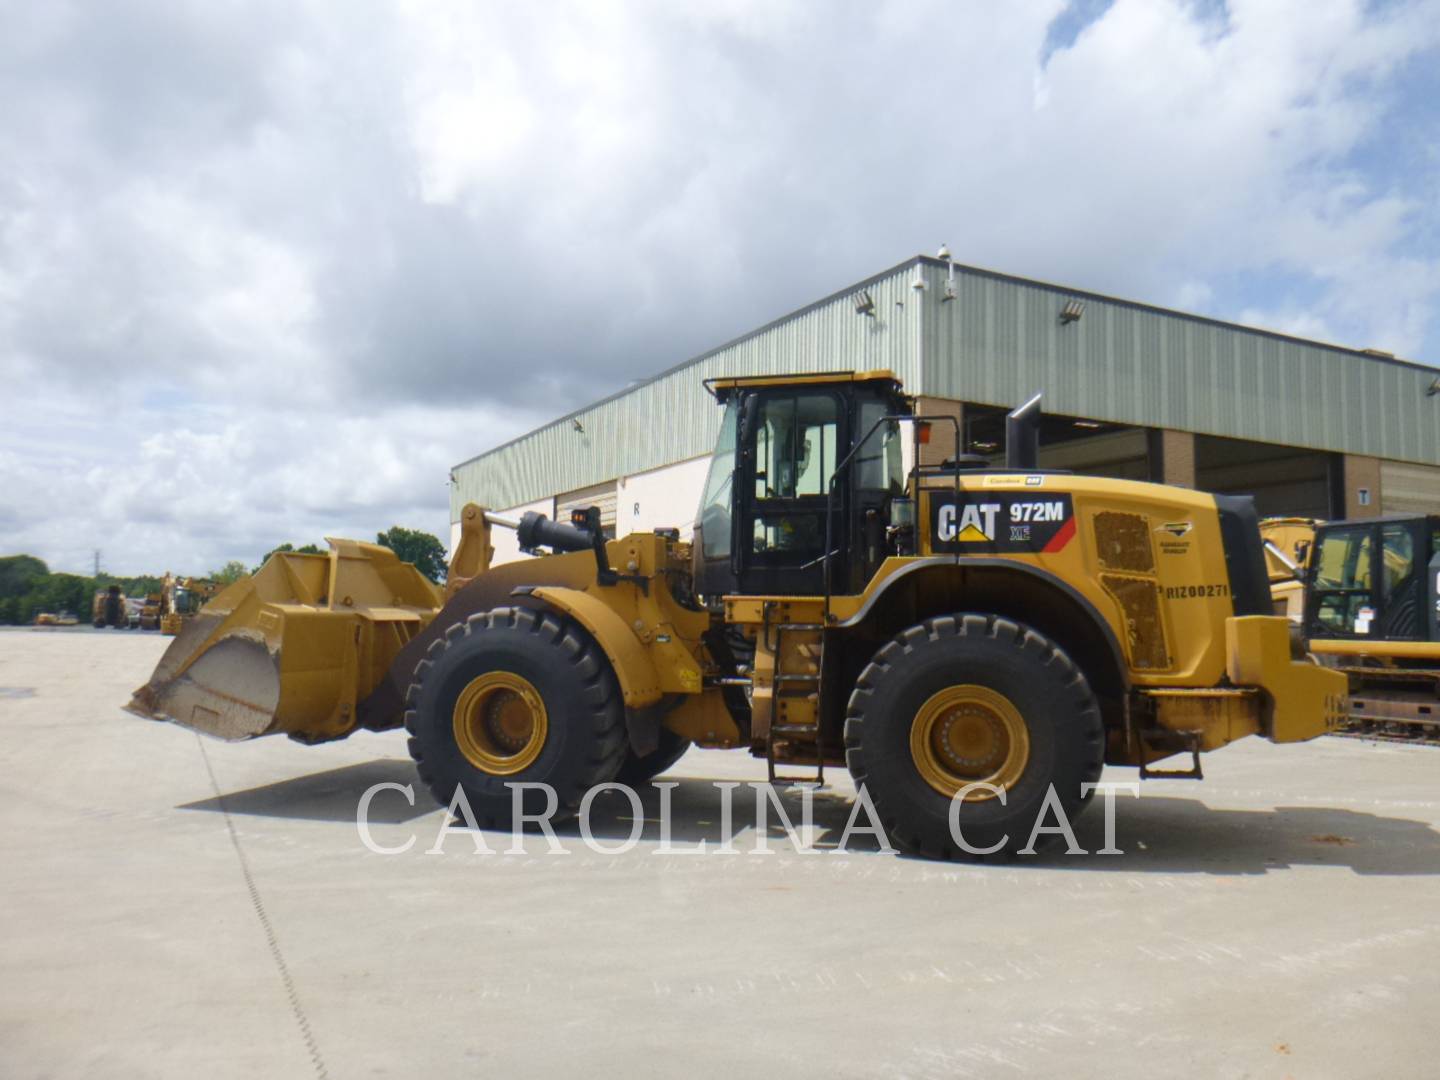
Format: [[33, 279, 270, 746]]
[[854, 290, 876, 317], [1428, 377, 1439, 397], [1060, 300, 1084, 324], [939, 243, 957, 302], [572, 418, 585, 433]]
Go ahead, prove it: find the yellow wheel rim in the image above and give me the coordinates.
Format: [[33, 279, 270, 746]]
[[451, 671, 548, 776], [910, 684, 1030, 800]]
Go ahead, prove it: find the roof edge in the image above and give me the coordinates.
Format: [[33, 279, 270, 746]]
[[915, 255, 1436, 376], [456, 253, 1438, 472], [451, 256, 924, 470]]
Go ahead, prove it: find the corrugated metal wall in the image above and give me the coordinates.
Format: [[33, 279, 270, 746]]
[[454, 255, 1440, 518], [918, 260, 1440, 466], [451, 262, 922, 514], [1381, 461, 1440, 513]]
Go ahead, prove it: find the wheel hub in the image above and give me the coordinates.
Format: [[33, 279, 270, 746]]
[[910, 684, 1030, 800], [452, 671, 548, 776]]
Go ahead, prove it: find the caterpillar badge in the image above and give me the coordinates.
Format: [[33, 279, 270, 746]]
[[128, 371, 1346, 858]]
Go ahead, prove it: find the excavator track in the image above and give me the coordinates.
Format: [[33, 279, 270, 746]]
[[1336, 718, 1440, 747]]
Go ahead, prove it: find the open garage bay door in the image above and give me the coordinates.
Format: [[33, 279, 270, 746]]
[[1038, 427, 1149, 480], [964, 404, 1151, 481], [1382, 461, 1440, 514], [1195, 435, 1336, 519]]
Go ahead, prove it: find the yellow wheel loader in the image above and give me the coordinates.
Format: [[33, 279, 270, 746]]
[[128, 371, 1346, 857], [93, 585, 128, 629]]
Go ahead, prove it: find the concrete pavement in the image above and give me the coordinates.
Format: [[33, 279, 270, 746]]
[[2, 628, 1438, 1078]]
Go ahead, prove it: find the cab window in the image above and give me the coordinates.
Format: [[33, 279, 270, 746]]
[[698, 402, 737, 560], [1312, 525, 1373, 634], [753, 394, 839, 499], [1381, 523, 1415, 602], [1313, 527, 1371, 590], [748, 392, 840, 563], [856, 400, 904, 494]]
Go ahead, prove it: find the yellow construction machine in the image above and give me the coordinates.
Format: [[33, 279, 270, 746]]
[[1266, 514, 1440, 740], [157, 575, 220, 636], [138, 591, 165, 631], [129, 371, 1346, 856], [1259, 517, 1320, 622], [93, 585, 129, 629]]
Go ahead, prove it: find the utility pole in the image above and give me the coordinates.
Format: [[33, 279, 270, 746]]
[[94, 550, 101, 579]]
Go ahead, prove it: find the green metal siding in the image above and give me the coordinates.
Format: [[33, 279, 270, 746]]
[[454, 255, 1440, 518], [451, 262, 922, 514], [919, 260, 1440, 465]]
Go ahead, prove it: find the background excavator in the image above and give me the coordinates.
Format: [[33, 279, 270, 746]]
[[128, 371, 1344, 857], [1263, 515, 1439, 741]]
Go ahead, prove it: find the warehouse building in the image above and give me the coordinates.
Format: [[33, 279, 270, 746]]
[[451, 254, 1440, 561]]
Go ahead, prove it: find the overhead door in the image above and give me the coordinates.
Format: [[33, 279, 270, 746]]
[[1381, 461, 1440, 514], [556, 481, 618, 537]]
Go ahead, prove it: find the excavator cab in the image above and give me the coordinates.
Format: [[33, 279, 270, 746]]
[[1303, 515, 1440, 734], [1305, 516, 1440, 642], [692, 371, 910, 600]]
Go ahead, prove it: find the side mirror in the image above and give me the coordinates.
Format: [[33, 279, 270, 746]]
[[739, 392, 760, 448]]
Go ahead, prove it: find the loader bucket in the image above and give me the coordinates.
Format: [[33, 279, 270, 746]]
[[126, 540, 441, 742]]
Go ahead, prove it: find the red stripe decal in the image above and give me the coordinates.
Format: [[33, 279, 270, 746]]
[[1042, 515, 1077, 553]]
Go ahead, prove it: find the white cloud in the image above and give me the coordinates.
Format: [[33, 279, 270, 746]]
[[0, 386, 543, 575], [1, 0, 1437, 574]]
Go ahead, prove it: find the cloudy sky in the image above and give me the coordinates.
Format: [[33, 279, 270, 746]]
[[3, 0, 1437, 576]]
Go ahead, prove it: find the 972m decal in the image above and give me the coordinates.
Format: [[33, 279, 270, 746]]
[[931, 493, 1076, 554]]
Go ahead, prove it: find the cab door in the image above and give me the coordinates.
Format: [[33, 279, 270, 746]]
[[1307, 520, 1425, 640], [737, 389, 845, 596], [1374, 520, 1426, 639]]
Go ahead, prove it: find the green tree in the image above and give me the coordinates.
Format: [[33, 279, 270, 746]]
[[211, 561, 250, 585], [376, 526, 447, 583], [0, 555, 49, 598]]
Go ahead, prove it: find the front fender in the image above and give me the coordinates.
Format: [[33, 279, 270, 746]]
[[529, 586, 665, 709]]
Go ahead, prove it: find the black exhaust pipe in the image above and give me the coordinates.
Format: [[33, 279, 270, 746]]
[[1005, 393, 1042, 470]]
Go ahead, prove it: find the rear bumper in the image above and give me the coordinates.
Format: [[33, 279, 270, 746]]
[[1226, 616, 1349, 742]]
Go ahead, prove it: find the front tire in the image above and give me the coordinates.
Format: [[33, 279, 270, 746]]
[[844, 614, 1104, 860], [404, 606, 628, 827]]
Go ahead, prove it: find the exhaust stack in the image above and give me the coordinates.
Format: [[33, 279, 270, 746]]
[[1006, 393, 1042, 470]]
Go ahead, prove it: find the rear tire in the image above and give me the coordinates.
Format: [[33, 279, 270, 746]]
[[404, 606, 627, 828], [615, 728, 692, 786], [844, 614, 1104, 860]]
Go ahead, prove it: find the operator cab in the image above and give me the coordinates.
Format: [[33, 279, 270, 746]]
[[692, 370, 909, 600], [1305, 515, 1440, 643]]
